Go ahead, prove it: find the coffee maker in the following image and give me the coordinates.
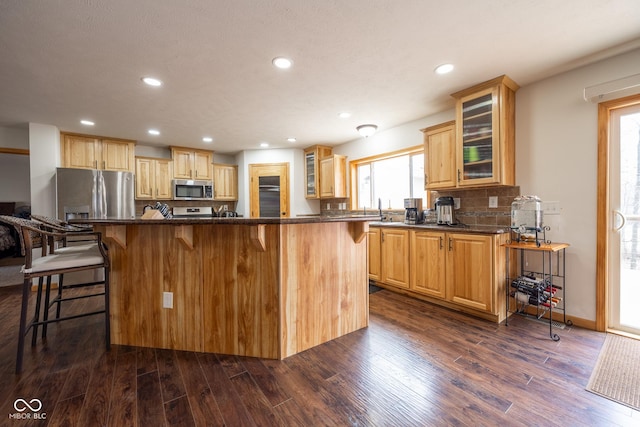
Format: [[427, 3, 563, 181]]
[[435, 196, 455, 225], [404, 198, 423, 224]]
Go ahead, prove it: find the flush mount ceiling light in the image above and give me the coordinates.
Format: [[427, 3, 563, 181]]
[[272, 57, 293, 69], [260, 142, 269, 148], [148, 129, 160, 136], [434, 63, 454, 75], [338, 112, 351, 119], [80, 120, 95, 126], [202, 137, 213, 143], [142, 77, 163, 86], [287, 137, 296, 143], [356, 124, 378, 138]]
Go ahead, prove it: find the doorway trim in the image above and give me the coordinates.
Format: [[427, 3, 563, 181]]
[[596, 93, 640, 332], [248, 162, 290, 218]]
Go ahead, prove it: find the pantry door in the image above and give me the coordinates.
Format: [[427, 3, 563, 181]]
[[607, 101, 640, 336]]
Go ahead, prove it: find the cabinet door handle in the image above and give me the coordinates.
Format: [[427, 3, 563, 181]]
[[103, 160, 106, 169], [424, 174, 428, 187], [448, 237, 453, 251], [94, 160, 98, 169], [439, 236, 443, 250], [457, 169, 461, 183], [381, 232, 384, 243]]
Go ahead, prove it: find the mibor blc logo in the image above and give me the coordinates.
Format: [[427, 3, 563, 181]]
[[8, 398, 46, 420]]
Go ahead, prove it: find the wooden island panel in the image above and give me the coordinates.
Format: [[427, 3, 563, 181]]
[[94, 218, 370, 360], [280, 222, 369, 357], [200, 224, 280, 358], [101, 224, 203, 351]]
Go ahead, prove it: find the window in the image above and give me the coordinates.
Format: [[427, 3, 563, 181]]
[[351, 147, 425, 210]]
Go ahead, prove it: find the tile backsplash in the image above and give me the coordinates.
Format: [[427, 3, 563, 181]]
[[430, 186, 520, 226]]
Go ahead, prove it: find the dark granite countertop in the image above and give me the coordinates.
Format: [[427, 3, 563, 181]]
[[71, 215, 382, 226], [369, 221, 510, 235]]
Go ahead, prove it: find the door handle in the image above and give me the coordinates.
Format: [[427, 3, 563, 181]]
[[613, 210, 626, 232], [448, 237, 453, 251], [439, 236, 443, 250]]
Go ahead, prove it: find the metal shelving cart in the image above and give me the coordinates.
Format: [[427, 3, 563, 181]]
[[503, 240, 571, 341]]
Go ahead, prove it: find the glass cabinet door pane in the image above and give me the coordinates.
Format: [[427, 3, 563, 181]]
[[305, 151, 315, 196], [462, 93, 493, 181]]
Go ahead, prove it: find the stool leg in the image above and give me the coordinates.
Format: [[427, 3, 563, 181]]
[[16, 278, 31, 374], [31, 277, 44, 346], [104, 267, 110, 350], [42, 275, 53, 339], [56, 273, 64, 319]]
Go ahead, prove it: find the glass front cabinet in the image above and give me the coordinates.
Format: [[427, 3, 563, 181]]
[[304, 145, 332, 199], [451, 75, 519, 187]]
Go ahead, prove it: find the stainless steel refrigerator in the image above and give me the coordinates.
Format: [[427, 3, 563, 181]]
[[56, 167, 135, 220]]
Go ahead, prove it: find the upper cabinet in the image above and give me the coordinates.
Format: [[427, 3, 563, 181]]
[[422, 121, 456, 190], [213, 163, 238, 201], [61, 133, 135, 173], [450, 75, 519, 188], [319, 154, 347, 199], [135, 157, 173, 200], [304, 145, 333, 199], [170, 146, 213, 180]]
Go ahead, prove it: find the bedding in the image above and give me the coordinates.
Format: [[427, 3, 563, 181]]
[[0, 224, 16, 252]]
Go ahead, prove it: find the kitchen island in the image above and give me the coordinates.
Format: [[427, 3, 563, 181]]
[[73, 216, 377, 359]]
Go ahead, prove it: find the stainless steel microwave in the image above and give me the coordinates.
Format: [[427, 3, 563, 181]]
[[172, 179, 213, 200]]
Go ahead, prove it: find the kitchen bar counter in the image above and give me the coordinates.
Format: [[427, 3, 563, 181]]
[[73, 216, 373, 359]]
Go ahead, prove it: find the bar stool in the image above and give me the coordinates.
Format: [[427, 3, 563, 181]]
[[0, 215, 111, 374]]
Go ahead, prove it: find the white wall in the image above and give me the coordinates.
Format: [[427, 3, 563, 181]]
[[0, 125, 30, 204], [236, 148, 319, 217], [515, 47, 640, 321], [28, 123, 60, 217]]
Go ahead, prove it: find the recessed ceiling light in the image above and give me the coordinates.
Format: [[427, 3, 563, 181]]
[[142, 77, 163, 86], [202, 137, 213, 143], [80, 120, 95, 126], [338, 112, 351, 119], [272, 57, 293, 69], [148, 129, 160, 136], [260, 142, 269, 148], [287, 137, 296, 143], [434, 63, 454, 75]]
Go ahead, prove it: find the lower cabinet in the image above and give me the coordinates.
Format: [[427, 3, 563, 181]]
[[371, 226, 507, 322], [368, 227, 381, 281], [410, 230, 447, 299]]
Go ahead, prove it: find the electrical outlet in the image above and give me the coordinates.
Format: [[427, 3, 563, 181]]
[[163, 292, 173, 309], [488, 196, 498, 208], [453, 198, 460, 210], [542, 201, 561, 215]]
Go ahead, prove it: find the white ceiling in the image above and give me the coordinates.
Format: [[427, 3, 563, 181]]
[[1, 0, 639, 154]]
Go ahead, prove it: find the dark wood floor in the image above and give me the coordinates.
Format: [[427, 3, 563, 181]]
[[0, 285, 639, 427]]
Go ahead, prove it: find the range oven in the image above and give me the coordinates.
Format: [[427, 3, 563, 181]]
[[172, 179, 213, 201]]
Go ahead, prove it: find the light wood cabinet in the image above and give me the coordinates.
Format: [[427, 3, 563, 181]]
[[61, 133, 135, 172], [368, 227, 381, 281], [319, 154, 347, 198], [422, 121, 456, 190], [373, 225, 508, 322], [170, 146, 213, 180], [380, 228, 409, 289], [451, 75, 518, 187], [213, 163, 238, 200], [304, 145, 333, 199], [410, 230, 447, 299], [446, 233, 494, 312], [135, 157, 173, 200]]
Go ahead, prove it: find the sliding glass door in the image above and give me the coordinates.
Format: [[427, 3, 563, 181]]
[[609, 103, 640, 335]]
